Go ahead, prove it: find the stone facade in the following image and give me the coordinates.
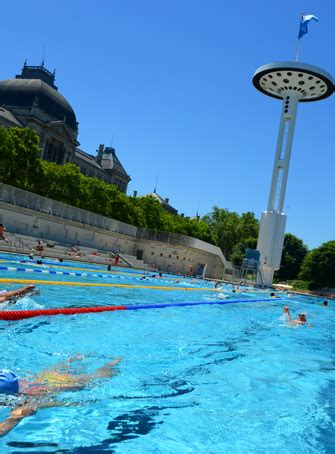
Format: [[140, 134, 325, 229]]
[[0, 62, 131, 193]]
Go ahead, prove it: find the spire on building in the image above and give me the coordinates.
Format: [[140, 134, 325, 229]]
[[16, 62, 57, 89]]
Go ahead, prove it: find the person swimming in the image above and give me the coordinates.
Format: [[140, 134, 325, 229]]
[[0, 285, 37, 304], [279, 306, 291, 322], [280, 306, 311, 327], [0, 356, 121, 437]]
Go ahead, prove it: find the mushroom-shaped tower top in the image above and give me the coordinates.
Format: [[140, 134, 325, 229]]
[[253, 61, 333, 102]]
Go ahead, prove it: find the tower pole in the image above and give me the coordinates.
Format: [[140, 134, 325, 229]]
[[257, 93, 298, 285], [252, 62, 333, 287]]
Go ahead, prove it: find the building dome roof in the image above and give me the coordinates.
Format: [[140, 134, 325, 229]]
[[0, 65, 77, 130]]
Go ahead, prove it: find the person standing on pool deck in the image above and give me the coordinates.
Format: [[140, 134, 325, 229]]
[[0, 356, 121, 437], [34, 239, 44, 257], [114, 253, 120, 266], [0, 224, 9, 243]]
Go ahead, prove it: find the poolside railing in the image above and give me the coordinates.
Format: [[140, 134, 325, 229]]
[[0, 183, 231, 271], [0, 183, 137, 237]]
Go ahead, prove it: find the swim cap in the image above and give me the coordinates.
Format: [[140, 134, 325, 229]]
[[0, 370, 19, 395]]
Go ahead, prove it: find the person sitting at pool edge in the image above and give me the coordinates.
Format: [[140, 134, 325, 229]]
[[0, 285, 36, 304], [0, 356, 122, 437]]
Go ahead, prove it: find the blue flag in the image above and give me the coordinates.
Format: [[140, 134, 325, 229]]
[[298, 14, 319, 39]]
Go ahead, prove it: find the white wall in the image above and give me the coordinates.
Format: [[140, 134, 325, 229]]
[[0, 185, 231, 279]]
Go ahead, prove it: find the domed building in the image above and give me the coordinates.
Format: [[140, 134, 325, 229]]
[[0, 62, 131, 193]]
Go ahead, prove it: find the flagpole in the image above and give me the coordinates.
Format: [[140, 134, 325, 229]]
[[295, 39, 301, 62], [295, 14, 303, 62]]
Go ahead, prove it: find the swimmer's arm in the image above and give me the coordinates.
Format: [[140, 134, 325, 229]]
[[91, 357, 122, 379], [0, 400, 82, 436], [0, 405, 37, 437], [41, 355, 85, 374], [0, 286, 36, 303]]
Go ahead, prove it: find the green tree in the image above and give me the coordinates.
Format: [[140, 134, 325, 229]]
[[36, 162, 85, 207], [203, 207, 240, 259], [298, 240, 335, 289], [203, 207, 259, 260], [134, 196, 169, 230], [0, 127, 42, 190], [275, 233, 308, 282], [0, 128, 265, 248]]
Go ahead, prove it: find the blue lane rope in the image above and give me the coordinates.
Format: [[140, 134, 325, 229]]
[[126, 298, 280, 310], [0, 266, 215, 288]]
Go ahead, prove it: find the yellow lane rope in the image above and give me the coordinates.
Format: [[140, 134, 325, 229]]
[[0, 278, 218, 291]]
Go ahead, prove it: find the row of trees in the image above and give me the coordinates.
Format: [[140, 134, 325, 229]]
[[1, 127, 333, 289], [0, 127, 213, 241]]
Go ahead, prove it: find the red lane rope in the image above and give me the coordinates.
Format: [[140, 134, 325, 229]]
[[0, 306, 128, 321]]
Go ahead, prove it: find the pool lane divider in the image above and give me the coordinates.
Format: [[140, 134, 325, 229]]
[[0, 298, 279, 321], [0, 278, 217, 292], [0, 266, 207, 286]]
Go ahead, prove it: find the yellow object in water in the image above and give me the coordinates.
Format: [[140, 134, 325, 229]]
[[38, 371, 81, 389]]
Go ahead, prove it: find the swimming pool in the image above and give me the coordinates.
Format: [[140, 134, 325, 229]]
[[0, 252, 334, 453]]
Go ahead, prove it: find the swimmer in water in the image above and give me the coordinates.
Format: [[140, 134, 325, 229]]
[[0, 356, 121, 437], [0, 285, 37, 304], [290, 313, 311, 327], [280, 306, 311, 327], [279, 306, 292, 322]]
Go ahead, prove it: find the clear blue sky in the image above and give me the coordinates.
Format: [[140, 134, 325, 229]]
[[1, 1, 334, 249]]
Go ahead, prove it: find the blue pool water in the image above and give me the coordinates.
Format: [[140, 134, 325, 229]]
[[0, 253, 334, 453]]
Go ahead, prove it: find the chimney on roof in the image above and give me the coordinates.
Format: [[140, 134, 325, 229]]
[[133, 190, 138, 197], [165, 198, 169, 204], [96, 144, 105, 163]]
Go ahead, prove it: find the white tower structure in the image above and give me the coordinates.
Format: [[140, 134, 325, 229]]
[[253, 62, 333, 286]]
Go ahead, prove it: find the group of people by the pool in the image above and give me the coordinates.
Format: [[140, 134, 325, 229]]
[[0, 275, 330, 436]]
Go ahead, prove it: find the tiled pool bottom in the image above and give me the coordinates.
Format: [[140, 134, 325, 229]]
[[0, 254, 334, 453]]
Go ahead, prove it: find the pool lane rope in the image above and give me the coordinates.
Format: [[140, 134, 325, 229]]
[[0, 266, 209, 286], [0, 278, 217, 292], [0, 298, 278, 321]]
